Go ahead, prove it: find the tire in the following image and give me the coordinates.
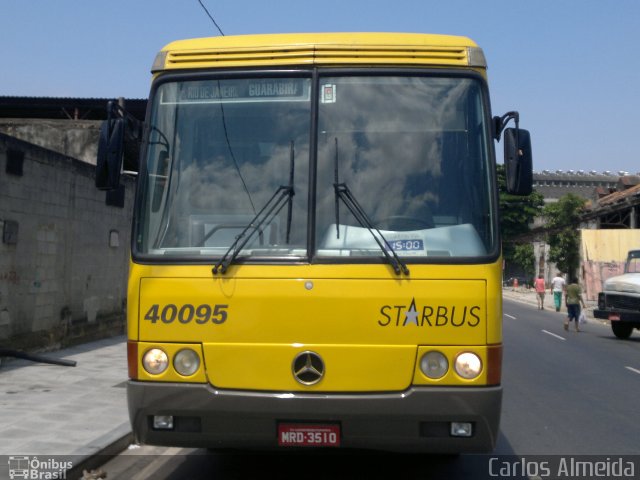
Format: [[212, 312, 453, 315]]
[[611, 321, 634, 339]]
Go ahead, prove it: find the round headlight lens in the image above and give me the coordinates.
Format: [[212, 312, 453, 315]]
[[142, 348, 169, 375], [173, 349, 200, 376], [420, 351, 449, 379], [455, 352, 482, 379]]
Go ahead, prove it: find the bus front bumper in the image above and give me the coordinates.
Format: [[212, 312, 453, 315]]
[[127, 381, 501, 453]]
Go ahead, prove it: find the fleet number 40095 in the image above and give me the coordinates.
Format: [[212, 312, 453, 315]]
[[143, 304, 228, 325]]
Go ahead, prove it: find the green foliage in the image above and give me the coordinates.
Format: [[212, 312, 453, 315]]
[[513, 243, 535, 277], [497, 164, 544, 272], [543, 193, 586, 279]]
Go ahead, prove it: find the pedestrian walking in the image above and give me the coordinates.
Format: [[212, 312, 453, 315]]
[[534, 275, 546, 310], [564, 278, 586, 332], [551, 272, 566, 312]]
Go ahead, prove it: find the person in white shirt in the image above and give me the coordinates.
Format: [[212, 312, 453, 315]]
[[550, 273, 566, 312]]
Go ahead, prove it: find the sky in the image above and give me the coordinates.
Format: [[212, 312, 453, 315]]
[[1, 0, 639, 174]]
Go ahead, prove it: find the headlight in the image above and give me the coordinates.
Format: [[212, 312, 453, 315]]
[[420, 351, 448, 379], [173, 348, 200, 376], [142, 348, 169, 375], [454, 352, 482, 379]]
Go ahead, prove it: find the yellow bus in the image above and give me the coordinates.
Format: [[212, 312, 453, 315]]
[[97, 32, 532, 453]]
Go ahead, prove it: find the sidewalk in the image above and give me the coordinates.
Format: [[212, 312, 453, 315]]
[[0, 335, 131, 476]]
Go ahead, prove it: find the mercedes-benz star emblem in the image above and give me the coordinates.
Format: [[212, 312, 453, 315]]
[[292, 351, 325, 385]]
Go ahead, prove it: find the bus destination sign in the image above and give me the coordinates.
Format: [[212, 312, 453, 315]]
[[165, 79, 310, 104]]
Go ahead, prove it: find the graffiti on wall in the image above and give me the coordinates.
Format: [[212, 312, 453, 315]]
[[583, 260, 625, 301], [0, 270, 20, 285]]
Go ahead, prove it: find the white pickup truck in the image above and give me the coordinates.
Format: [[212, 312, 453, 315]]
[[594, 249, 640, 339]]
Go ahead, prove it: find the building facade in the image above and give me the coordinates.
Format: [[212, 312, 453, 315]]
[[529, 171, 640, 300]]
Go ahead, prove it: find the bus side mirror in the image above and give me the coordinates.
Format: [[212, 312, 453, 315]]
[[503, 128, 532, 196], [96, 101, 142, 191], [96, 117, 125, 190]]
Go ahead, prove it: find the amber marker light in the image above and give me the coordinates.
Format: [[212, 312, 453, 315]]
[[127, 341, 138, 379], [486, 345, 503, 385]]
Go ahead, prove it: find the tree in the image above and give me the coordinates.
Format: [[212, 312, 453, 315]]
[[513, 243, 535, 278], [497, 164, 544, 275], [543, 193, 586, 280]]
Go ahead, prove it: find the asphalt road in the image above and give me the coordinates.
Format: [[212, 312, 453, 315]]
[[498, 299, 640, 456], [94, 299, 640, 479]]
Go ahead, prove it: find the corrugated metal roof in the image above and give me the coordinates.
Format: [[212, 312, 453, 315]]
[[598, 182, 640, 206], [0, 96, 147, 121]]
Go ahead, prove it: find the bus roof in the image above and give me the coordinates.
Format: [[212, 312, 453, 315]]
[[152, 32, 485, 72]]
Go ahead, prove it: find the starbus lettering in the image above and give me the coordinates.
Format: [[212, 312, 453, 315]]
[[378, 298, 481, 327]]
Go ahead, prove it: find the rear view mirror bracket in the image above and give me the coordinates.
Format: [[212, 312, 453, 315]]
[[493, 111, 519, 141]]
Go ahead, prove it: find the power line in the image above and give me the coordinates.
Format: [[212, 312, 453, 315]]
[[197, 0, 225, 36]]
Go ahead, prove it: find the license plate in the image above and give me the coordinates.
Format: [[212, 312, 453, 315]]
[[609, 313, 621, 321], [278, 423, 341, 447]]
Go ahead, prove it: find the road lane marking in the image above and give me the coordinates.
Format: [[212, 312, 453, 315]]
[[625, 366, 640, 375], [542, 330, 566, 341], [504, 314, 516, 320], [131, 447, 183, 480]]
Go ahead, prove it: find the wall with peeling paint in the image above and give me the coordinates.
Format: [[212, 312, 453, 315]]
[[581, 229, 640, 300]]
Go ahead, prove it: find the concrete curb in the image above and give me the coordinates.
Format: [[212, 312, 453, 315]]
[[67, 422, 133, 477]]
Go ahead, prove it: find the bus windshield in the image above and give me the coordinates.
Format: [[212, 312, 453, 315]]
[[136, 73, 496, 262]]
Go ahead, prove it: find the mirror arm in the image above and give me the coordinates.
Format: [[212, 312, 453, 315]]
[[493, 111, 519, 141], [107, 100, 144, 142]]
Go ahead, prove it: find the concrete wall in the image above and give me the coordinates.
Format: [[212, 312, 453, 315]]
[[0, 119, 101, 166], [533, 241, 556, 285], [0, 132, 134, 350]]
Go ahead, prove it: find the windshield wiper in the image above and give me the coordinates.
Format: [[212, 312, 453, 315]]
[[333, 138, 409, 276], [212, 141, 295, 275]]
